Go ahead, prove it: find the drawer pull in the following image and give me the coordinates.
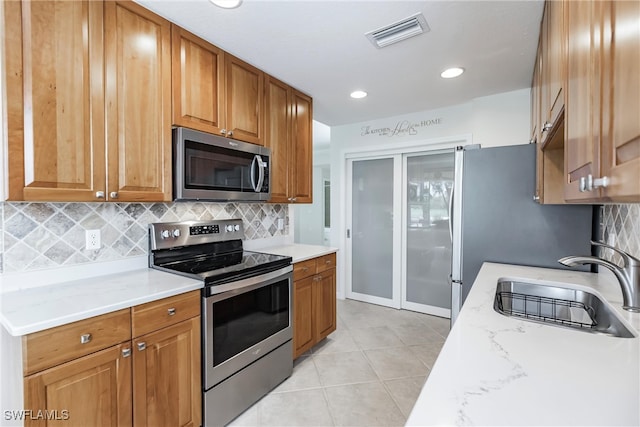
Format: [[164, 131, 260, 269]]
[[80, 333, 92, 344], [302, 267, 309, 271], [137, 342, 146, 351], [167, 308, 176, 316], [325, 260, 331, 264], [122, 348, 132, 358]]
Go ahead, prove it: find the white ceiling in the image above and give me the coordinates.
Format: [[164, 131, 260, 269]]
[[137, 0, 544, 127]]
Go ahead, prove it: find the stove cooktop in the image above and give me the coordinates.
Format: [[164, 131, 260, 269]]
[[149, 219, 292, 289]]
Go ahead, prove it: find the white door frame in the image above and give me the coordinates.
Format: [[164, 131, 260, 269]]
[[400, 151, 453, 318], [342, 135, 472, 314], [345, 154, 402, 309]]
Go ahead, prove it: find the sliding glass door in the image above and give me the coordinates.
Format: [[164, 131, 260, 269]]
[[346, 151, 454, 316]]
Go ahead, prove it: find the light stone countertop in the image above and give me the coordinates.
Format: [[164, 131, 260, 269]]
[[258, 243, 338, 263], [0, 243, 337, 337], [406, 262, 640, 426], [0, 264, 202, 336]]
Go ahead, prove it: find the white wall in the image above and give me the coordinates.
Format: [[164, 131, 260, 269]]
[[329, 88, 531, 298]]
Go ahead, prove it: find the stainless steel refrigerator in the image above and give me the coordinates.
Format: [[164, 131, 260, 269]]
[[449, 143, 594, 325]]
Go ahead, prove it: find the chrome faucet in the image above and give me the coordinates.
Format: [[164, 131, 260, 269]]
[[559, 240, 640, 312]]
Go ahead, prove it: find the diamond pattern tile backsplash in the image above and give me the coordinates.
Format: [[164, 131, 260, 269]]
[[600, 204, 640, 264], [0, 202, 288, 274]]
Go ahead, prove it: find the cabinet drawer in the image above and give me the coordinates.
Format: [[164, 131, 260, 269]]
[[23, 309, 131, 375], [293, 259, 317, 281], [316, 253, 336, 273], [132, 290, 200, 338]]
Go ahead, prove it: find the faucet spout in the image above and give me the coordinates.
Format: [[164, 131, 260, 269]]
[[559, 249, 640, 312]]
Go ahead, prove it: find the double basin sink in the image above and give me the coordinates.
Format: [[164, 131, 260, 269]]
[[494, 279, 635, 338]]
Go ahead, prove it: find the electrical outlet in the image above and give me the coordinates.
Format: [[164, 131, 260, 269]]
[[85, 229, 101, 250], [277, 218, 284, 230], [607, 232, 616, 246]]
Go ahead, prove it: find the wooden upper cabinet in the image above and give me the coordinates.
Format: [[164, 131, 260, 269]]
[[264, 75, 291, 203], [264, 77, 313, 204], [564, 0, 601, 201], [24, 343, 133, 427], [600, 0, 640, 201], [105, 1, 172, 202], [540, 0, 564, 146], [4, 0, 172, 202], [170, 28, 264, 145], [4, 0, 106, 201], [225, 54, 264, 145], [289, 90, 313, 203], [171, 25, 225, 135]]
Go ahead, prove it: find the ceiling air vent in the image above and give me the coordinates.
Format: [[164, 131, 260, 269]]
[[365, 13, 430, 49]]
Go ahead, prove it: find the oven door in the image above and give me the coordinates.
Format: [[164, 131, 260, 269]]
[[203, 265, 292, 389]]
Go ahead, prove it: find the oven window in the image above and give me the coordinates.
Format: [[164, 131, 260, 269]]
[[185, 140, 256, 192], [212, 279, 289, 366]]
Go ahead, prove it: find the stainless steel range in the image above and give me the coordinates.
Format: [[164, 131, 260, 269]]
[[149, 219, 293, 426]]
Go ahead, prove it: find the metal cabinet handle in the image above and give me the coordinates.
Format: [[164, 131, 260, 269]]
[[543, 122, 553, 131], [122, 348, 132, 358], [137, 342, 146, 351], [591, 175, 609, 189], [110, 191, 118, 199], [533, 194, 540, 202], [580, 174, 609, 192], [80, 333, 92, 344], [221, 129, 227, 135], [95, 191, 105, 199], [325, 260, 331, 264], [228, 130, 233, 137], [291, 197, 297, 202], [167, 308, 176, 316]]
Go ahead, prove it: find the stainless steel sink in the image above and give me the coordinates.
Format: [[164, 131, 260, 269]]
[[494, 280, 635, 338]]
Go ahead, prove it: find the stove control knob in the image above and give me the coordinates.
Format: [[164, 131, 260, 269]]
[[160, 230, 170, 239], [225, 225, 234, 232], [173, 229, 181, 238], [234, 224, 240, 231]]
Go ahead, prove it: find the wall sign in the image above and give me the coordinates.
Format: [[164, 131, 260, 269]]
[[361, 118, 443, 138]]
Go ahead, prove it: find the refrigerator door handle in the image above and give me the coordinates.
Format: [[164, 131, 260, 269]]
[[448, 188, 454, 242]]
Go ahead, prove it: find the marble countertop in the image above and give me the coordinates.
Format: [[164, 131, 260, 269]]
[[0, 267, 202, 336], [406, 262, 640, 426], [0, 243, 337, 337], [259, 243, 338, 263]]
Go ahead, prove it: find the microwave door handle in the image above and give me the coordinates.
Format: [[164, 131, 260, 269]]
[[250, 155, 265, 192]]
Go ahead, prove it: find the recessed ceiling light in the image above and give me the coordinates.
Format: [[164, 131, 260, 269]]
[[350, 90, 368, 99], [441, 67, 465, 79], [210, 0, 242, 9]]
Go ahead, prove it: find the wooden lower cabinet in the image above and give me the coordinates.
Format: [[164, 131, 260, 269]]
[[133, 317, 201, 427], [24, 343, 133, 427], [292, 253, 337, 359], [22, 291, 201, 427]]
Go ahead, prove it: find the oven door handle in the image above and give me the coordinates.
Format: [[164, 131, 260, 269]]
[[205, 265, 293, 302]]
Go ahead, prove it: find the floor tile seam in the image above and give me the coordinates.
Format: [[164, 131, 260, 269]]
[[319, 381, 338, 426], [379, 377, 420, 418], [362, 345, 433, 379]]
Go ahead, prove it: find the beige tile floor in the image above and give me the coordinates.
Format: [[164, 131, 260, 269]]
[[227, 298, 450, 427]]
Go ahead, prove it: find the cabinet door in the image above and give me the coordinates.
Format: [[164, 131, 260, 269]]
[[600, 0, 640, 201], [105, 1, 172, 202], [133, 317, 201, 427], [4, 0, 106, 202], [314, 269, 336, 342], [544, 0, 564, 132], [171, 25, 226, 136], [264, 75, 291, 203], [225, 55, 264, 145], [293, 276, 315, 359], [24, 343, 132, 427], [564, 0, 601, 201], [289, 90, 313, 203]]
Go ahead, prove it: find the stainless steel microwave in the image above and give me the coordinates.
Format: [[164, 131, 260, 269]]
[[173, 127, 271, 202]]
